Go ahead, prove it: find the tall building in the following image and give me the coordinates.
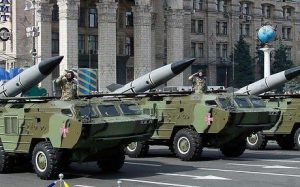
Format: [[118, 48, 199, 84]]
[[0, 0, 300, 94]]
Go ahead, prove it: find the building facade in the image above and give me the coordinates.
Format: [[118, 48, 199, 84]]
[[1, 0, 300, 94]]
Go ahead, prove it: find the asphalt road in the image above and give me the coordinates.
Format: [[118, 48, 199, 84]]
[[1, 142, 300, 187]]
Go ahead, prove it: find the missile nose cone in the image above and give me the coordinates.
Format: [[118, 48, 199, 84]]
[[39, 56, 64, 76], [171, 58, 196, 75], [285, 66, 300, 80]]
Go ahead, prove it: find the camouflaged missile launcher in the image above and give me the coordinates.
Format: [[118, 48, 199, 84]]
[[0, 97, 157, 179], [126, 92, 280, 161], [247, 94, 300, 150]]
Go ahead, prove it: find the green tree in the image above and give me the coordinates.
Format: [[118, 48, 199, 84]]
[[272, 44, 294, 93], [231, 37, 255, 88]]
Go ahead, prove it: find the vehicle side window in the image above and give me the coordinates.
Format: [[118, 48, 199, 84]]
[[120, 104, 141, 115], [98, 105, 120, 117], [250, 98, 266, 108], [61, 109, 73, 117], [79, 106, 97, 117], [218, 98, 233, 108], [234, 98, 251, 108], [205, 100, 218, 106]]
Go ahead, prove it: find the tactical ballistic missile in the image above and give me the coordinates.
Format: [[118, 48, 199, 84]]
[[0, 56, 64, 97], [235, 66, 300, 95], [112, 58, 195, 93]]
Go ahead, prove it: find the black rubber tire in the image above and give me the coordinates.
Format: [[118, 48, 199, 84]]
[[294, 128, 300, 150], [221, 139, 247, 157], [32, 142, 61, 180], [125, 141, 149, 158], [0, 143, 13, 173], [98, 147, 125, 172], [173, 128, 202, 161], [275, 135, 295, 150], [246, 132, 268, 150]]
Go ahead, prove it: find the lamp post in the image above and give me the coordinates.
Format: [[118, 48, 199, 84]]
[[24, 0, 40, 65]]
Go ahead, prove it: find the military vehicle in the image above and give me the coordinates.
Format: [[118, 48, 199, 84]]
[[246, 94, 300, 150], [0, 96, 157, 179], [125, 92, 280, 161]]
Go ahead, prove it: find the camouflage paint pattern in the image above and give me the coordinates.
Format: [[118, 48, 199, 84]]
[[0, 97, 157, 162], [139, 93, 280, 147]]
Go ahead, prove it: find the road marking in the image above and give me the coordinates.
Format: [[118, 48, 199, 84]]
[[257, 159, 300, 163], [125, 162, 161, 167], [198, 168, 300, 178], [158, 173, 231, 180], [233, 158, 300, 163], [118, 179, 200, 187], [227, 163, 299, 169], [74, 185, 95, 187]]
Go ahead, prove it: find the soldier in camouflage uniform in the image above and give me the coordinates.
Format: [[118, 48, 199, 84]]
[[189, 70, 206, 94], [55, 70, 78, 100]]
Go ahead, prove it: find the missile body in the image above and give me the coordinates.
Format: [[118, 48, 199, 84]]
[[0, 56, 63, 97], [113, 58, 195, 94], [235, 66, 300, 95]]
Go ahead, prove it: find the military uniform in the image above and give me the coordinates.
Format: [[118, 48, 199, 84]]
[[55, 76, 77, 100], [192, 76, 206, 94]]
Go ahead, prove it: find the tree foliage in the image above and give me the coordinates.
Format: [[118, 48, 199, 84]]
[[272, 44, 294, 93], [231, 37, 255, 88]]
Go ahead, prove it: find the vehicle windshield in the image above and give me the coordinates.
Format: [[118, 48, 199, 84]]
[[98, 105, 120, 117], [234, 97, 251, 108], [120, 103, 141, 115], [78, 105, 97, 118], [250, 97, 266, 108], [218, 97, 234, 109]]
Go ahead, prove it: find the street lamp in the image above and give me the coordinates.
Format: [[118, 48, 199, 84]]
[[24, 0, 40, 65]]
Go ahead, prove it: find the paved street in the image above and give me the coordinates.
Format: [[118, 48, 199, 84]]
[[1, 142, 300, 187]]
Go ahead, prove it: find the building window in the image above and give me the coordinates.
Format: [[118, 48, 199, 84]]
[[88, 35, 98, 54], [193, 0, 204, 11], [240, 2, 250, 15], [222, 22, 227, 35], [262, 4, 272, 18], [216, 43, 228, 59], [192, 19, 203, 34], [240, 24, 250, 37], [78, 34, 85, 54], [216, 43, 221, 58], [216, 0, 227, 12], [222, 43, 227, 58], [283, 7, 293, 19], [216, 21, 220, 35], [52, 32, 59, 54], [282, 27, 292, 40], [79, 8, 86, 27], [52, 4, 59, 22], [126, 12, 133, 27], [286, 47, 292, 61], [125, 37, 134, 56], [89, 8, 98, 28], [191, 42, 204, 58]]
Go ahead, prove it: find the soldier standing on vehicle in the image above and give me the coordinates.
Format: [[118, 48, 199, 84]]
[[188, 70, 206, 94], [55, 70, 78, 100]]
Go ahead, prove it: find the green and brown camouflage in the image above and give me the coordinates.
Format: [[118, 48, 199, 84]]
[[246, 94, 300, 150], [0, 97, 157, 179], [126, 92, 280, 161]]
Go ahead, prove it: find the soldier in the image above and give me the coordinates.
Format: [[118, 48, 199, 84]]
[[55, 70, 78, 100], [188, 70, 206, 94]]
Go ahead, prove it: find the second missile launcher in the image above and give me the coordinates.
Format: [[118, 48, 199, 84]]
[[246, 94, 300, 150], [126, 92, 280, 161], [0, 96, 158, 179]]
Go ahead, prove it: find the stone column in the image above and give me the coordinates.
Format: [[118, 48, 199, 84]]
[[133, 0, 152, 78], [36, 1, 53, 95], [166, 0, 184, 86], [57, 0, 80, 76], [97, 0, 118, 91]]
